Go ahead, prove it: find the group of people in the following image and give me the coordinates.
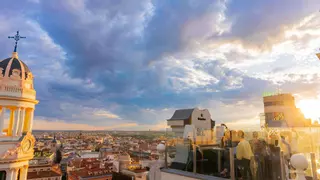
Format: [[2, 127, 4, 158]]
[[220, 130, 293, 180]]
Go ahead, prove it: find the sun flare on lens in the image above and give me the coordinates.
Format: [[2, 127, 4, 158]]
[[296, 99, 320, 122]]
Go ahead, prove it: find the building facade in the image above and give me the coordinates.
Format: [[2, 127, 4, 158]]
[[0, 31, 39, 180], [67, 158, 113, 180], [167, 108, 215, 138], [262, 93, 309, 128]]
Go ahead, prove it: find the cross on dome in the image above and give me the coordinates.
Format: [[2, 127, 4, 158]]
[[8, 30, 26, 53]]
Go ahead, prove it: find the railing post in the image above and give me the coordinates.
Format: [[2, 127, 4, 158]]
[[165, 130, 168, 169], [193, 143, 196, 173], [310, 153, 318, 180], [229, 147, 235, 180], [280, 151, 286, 180], [218, 150, 221, 172]]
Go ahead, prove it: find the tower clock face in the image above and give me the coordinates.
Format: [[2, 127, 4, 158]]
[[22, 140, 31, 153]]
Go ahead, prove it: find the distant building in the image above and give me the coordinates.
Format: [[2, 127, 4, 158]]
[[51, 135, 61, 153], [31, 149, 55, 164], [99, 148, 114, 159], [27, 164, 62, 180], [117, 154, 132, 171], [167, 108, 215, 137], [121, 169, 148, 180], [67, 158, 113, 180], [262, 93, 310, 128], [28, 148, 62, 180], [80, 152, 100, 159]]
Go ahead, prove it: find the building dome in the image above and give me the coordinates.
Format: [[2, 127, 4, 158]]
[[0, 30, 38, 137], [0, 52, 32, 80], [0, 56, 31, 79], [0, 52, 36, 100]]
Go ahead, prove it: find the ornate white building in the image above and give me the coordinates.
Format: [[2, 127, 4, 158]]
[[0, 31, 38, 180]]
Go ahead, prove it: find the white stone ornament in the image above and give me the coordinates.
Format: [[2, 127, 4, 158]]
[[290, 154, 308, 180], [0, 68, 3, 77], [157, 143, 165, 154]]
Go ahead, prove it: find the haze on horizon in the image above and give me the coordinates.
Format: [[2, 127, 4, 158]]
[[0, 0, 320, 131]]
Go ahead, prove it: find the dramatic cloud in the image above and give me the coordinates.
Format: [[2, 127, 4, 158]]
[[0, 0, 320, 130]]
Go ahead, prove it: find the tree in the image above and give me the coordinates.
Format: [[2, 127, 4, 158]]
[[54, 150, 62, 164]]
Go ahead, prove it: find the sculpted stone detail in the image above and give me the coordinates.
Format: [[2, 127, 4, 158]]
[[20, 132, 36, 154], [0, 68, 3, 78], [0, 132, 35, 159], [10, 69, 21, 79], [26, 72, 33, 80], [0, 143, 20, 159]]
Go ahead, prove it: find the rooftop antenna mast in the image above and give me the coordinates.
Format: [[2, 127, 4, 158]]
[[277, 85, 281, 95], [318, 10, 320, 60]]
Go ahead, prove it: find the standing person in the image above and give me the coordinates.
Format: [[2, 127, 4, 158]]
[[280, 135, 292, 161], [221, 130, 231, 148], [249, 132, 259, 153], [291, 130, 299, 154], [280, 135, 292, 179], [220, 131, 231, 177], [249, 132, 259, 180], [236, 130, 253, 180]]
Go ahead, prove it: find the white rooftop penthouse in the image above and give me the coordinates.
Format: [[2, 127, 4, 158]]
[[167, 108, 215, 138]]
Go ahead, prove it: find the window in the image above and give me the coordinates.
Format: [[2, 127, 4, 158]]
[[273, 112, 285, 121], [265, 112, 285, 121], [264, 101, 284, 106], [0, 171, 6, 180], [264, 102, 272, 106], [17, 169, 20, 180]]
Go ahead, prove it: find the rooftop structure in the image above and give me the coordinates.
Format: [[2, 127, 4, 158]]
[[262, 93, 310, 128], [0, 31, 38, 180], [68, 158, 113, 180], [167, 108, 215, 138], [27, 164, 62, 180], [121, 168, 148, 180]]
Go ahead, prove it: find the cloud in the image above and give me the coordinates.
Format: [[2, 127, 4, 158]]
[[33, 119, 137, 131], [32, 118, 167, 131], [93, 110, 120, 119], [225, 117, 261, 131], [222, 0, 319, 49]]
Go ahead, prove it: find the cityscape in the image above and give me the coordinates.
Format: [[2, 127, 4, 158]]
[[1, 1, 320, 180]]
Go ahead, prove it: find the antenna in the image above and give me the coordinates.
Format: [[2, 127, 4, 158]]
[[276, 85, 282, 95]]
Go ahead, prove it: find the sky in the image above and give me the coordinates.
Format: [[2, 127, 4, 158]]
[[1, 0, 320, 131]]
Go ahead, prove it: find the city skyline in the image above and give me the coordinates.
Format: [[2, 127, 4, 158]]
[[0, 0, 320, 131]]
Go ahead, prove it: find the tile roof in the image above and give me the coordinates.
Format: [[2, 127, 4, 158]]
[[167, 109, 195, 121], [27, 171, 61, 179]]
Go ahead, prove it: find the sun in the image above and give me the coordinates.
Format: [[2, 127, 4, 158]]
[[296, 99, 320, 121]]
